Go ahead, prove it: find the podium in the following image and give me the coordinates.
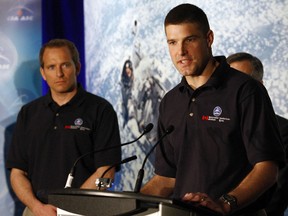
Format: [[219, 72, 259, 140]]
[[48, 189, 221, 216]]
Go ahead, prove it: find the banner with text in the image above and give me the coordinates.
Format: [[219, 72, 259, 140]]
[[0, 0, 42, 215]]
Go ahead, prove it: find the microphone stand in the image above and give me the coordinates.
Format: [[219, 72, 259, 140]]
[[134, 125, 174, 193], [64, 123, 153, 188], [96, 155, 137, 190]]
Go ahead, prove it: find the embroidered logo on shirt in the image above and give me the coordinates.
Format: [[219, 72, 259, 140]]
[[74, 118, 83, 126], [202, 106, 230, 123], [64, 118, 91, 131], [213, 106, 222, 117]]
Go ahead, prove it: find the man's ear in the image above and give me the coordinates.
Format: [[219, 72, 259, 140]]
[[40, 67, 46, 81], [206, 30, 214, 48], [76, 62, 81, 76]]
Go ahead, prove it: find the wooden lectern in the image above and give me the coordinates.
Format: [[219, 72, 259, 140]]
[[48, 189, 221, 216]]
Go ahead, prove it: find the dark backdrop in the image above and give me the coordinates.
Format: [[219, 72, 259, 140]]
[[42, 0, 86, 94]]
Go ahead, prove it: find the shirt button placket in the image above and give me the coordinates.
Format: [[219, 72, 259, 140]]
[[54, 113, 60, 130], [189, 97, 196, 118]]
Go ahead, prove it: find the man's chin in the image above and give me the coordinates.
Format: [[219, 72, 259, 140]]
[[179, 69, 194, 76]]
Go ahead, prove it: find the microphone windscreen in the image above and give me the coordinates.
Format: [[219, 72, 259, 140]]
[[122, 155, 137, 163], [144, 123, 154, 133], [165, 125, 174, 134]]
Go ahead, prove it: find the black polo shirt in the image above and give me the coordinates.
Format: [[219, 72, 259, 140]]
[[155, 56, 285, 212], [6, 85, 121, 201]]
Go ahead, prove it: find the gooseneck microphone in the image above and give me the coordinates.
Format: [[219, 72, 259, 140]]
[[134, 125, 174, 193], [64, 123, 153, 188], [123, 123, 154, 145], [96, 155, 138, 189]]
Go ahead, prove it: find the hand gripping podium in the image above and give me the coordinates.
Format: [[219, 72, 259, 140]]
[[48, 189, 221, 216]]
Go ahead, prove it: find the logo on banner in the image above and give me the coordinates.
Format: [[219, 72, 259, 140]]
[[0, 33, 18, 79], [6, 1, 34, 22]]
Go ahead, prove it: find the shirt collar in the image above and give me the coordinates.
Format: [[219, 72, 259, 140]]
[[178, 56, 229, 93], [43, 83, 86, 108]]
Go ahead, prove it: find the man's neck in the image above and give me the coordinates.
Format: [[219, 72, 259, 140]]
[[51, 88, 78, 106], [185, 57, 219, 90]]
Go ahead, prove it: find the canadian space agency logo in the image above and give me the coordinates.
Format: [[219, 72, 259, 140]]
[[64, 118, 90, 131], [0, 32, 18, 80], [0, 48, 10, 68], [202, 106, 230, 123], [213, 106, 222, 117], [74, 118, 83, 126], [6, 0, 34, 22]]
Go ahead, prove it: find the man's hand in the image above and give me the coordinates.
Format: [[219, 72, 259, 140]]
[[182, 192, 229, 215], [31, 203, 57, 216]]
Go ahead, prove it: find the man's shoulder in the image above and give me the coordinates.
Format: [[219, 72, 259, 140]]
[[21, 95, 47, 109], [276, 114, 288, 143], [276, 114, 288, 126], [84, 91, 110, 103], [162, 82, 182, 99], [82, 91, 115, 111]]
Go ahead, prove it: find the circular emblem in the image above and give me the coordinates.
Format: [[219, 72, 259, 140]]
[[0, 32, 18, 80], [213, 106, 222, 117], [74, 118, 83, 126]]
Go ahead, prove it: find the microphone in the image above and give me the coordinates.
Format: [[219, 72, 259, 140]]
[[64, 123, 153, 188], [122, 123, 153, 145], [134, 125, 174, 193], [96, 155, 137, 189]]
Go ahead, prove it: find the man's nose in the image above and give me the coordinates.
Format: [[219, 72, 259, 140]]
[[179, 43, 187, 56], [56, 66, 64, 77]]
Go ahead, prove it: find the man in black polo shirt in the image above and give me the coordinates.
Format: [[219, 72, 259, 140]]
[[6, 39, 121, 215], [227, 52, 288, 216], [140, 4, 285, 216]]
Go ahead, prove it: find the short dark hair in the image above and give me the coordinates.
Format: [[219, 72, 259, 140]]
[[164, 4, 210, 34], [227, 52, 264, 81], [39, 39, 80, 68]]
